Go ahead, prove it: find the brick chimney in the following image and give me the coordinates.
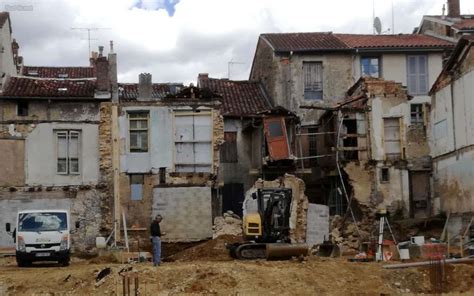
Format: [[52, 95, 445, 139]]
[[95, 56, 110, 92], [108, 41, 118, 103], [138, 73, 152, 101], [447, 0, 460, 18], [197, 73, 209, 87]]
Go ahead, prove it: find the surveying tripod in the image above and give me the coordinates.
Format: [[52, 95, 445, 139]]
[[376, 210, 399, 261]]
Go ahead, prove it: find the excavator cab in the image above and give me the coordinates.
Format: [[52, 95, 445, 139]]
[[228, 188, 308, 260]]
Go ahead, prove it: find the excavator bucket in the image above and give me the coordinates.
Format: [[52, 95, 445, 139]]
[[266, 243, 309, 260]]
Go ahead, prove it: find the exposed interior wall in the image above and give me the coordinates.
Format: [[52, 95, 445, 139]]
[[0, 139, 25, 186], [250, 38, 279, 106], [221, 118, 259, 192]]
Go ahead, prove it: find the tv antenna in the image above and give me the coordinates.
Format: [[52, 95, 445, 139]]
[[228, 59, 244, 79], [373, 17, 382, 35], [71, 27, 111, 58]]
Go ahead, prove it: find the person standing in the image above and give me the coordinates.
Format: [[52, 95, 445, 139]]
[[150, 214, 163, 266]]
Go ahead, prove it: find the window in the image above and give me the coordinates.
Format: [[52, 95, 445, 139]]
[[383, 118, 401, 160], [17, 102, 28, 116], [129, 112, 149, 152], [221, 132, 237, 163], [56, 130, 80, 175], [130, 174, 144, 201], [410, 104, 424, 125], [303, 62, 323, 100], [174, 111, 212, 172], [381, 168, 390, 182], [361, 57, 380, 77], [407, 55, 428, 95]]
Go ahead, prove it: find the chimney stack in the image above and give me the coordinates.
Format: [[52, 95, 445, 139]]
[[138, 73, 152, 100], [95, 56, 110, 92], [108, 49, 118, 102], [98, 45, 104, 57], [197, 73, 209, 87], [447, 0, 460, 18]]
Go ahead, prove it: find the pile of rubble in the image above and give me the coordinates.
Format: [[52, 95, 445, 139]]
[[330, 215, 373, 253], [212, 211, 242, 239]]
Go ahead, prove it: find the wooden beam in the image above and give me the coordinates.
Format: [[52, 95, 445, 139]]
[[112, 105, 121, 243]]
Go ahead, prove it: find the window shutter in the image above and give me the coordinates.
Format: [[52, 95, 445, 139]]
[[69, 131, 80, 174]]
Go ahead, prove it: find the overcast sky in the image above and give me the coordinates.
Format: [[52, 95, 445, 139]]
[[5, 0, 474, 84]]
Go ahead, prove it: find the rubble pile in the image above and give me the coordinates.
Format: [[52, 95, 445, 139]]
[[212, 211, 242, 239], [330, 214, 374, 253]]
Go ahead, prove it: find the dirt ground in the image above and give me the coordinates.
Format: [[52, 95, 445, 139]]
[[0, 236, 473, 296]]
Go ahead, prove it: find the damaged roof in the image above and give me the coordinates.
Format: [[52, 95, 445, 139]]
[[260, 32, 454, 53], [118, 83, 184, 101], [198, 77, 272, 117], [430, 36, 474, 94], [22, 66, 95, 78], [2, 76, 96, 98]]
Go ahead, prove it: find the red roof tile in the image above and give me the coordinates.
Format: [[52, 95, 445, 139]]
[[22, 66, 95, 78], [2, 77, 96, 98], [118, 83, 184, 101], [199, 77, 272, 117], [262, 32, 349, 52], [261, 32, 454, 52], [336, 34, 455, 48]]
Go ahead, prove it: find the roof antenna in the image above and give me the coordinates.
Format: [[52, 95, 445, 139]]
[[227, 59, 244, 79], [442, 4, 446, 18], [391, 1, 395, 34]]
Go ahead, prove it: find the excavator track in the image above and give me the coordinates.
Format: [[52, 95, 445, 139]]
[[227, 242, 309, 260]]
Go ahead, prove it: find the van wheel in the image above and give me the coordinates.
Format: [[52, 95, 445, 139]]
[[17, 259, 30, 267], [60, 257, 70, 267]]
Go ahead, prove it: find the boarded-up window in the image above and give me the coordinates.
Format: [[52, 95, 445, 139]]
[[407, 55, 428, 95], [303, 62, 323, 100], [221, 132, 237, 163], [129, 112, 149, 152], [130, 174, 144, 201], [383, 118, 401, 160], [56, 130, 81, 175], [263, 116, 290, 161], [174, 112, 212, 172]]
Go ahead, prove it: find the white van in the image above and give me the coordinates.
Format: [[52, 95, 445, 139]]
[[5, 210, 78, 267]]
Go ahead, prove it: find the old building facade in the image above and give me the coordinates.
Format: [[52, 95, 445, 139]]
[[0, 50, 117, 249], [430, 36, 474, 217], [114, 74, 224, 242], [198, 74, 299, 217]]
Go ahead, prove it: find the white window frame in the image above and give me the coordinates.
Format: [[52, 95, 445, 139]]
[[360, 56, 381, 78], [410, 104, 424, 125], [173, 111, 213, 173], [128, 112, 149, 153], [55, 130, 81, 175], [406, 55, 428, 95]]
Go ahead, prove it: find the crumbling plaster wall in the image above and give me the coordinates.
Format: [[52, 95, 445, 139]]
[[282, 54, 353, 125], [430, 59, 474, 214], [0, 139, 25, 186], [249, 38, 279, 106]]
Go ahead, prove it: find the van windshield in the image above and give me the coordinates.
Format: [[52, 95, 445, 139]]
[[18, 212, 67, 232]]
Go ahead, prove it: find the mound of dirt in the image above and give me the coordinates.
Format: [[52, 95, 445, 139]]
[[168, 235, 242, 262]]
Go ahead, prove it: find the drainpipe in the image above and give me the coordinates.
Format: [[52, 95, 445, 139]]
[[449, 82, 457, 157]]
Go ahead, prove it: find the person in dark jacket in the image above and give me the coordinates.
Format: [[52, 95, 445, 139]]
[[150, 214, 163, 266]]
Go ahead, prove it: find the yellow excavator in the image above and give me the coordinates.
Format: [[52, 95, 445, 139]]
[[227, 188, 309, 259]]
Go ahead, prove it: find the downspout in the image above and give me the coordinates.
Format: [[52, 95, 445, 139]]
[[449, 80, 457, 157]]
